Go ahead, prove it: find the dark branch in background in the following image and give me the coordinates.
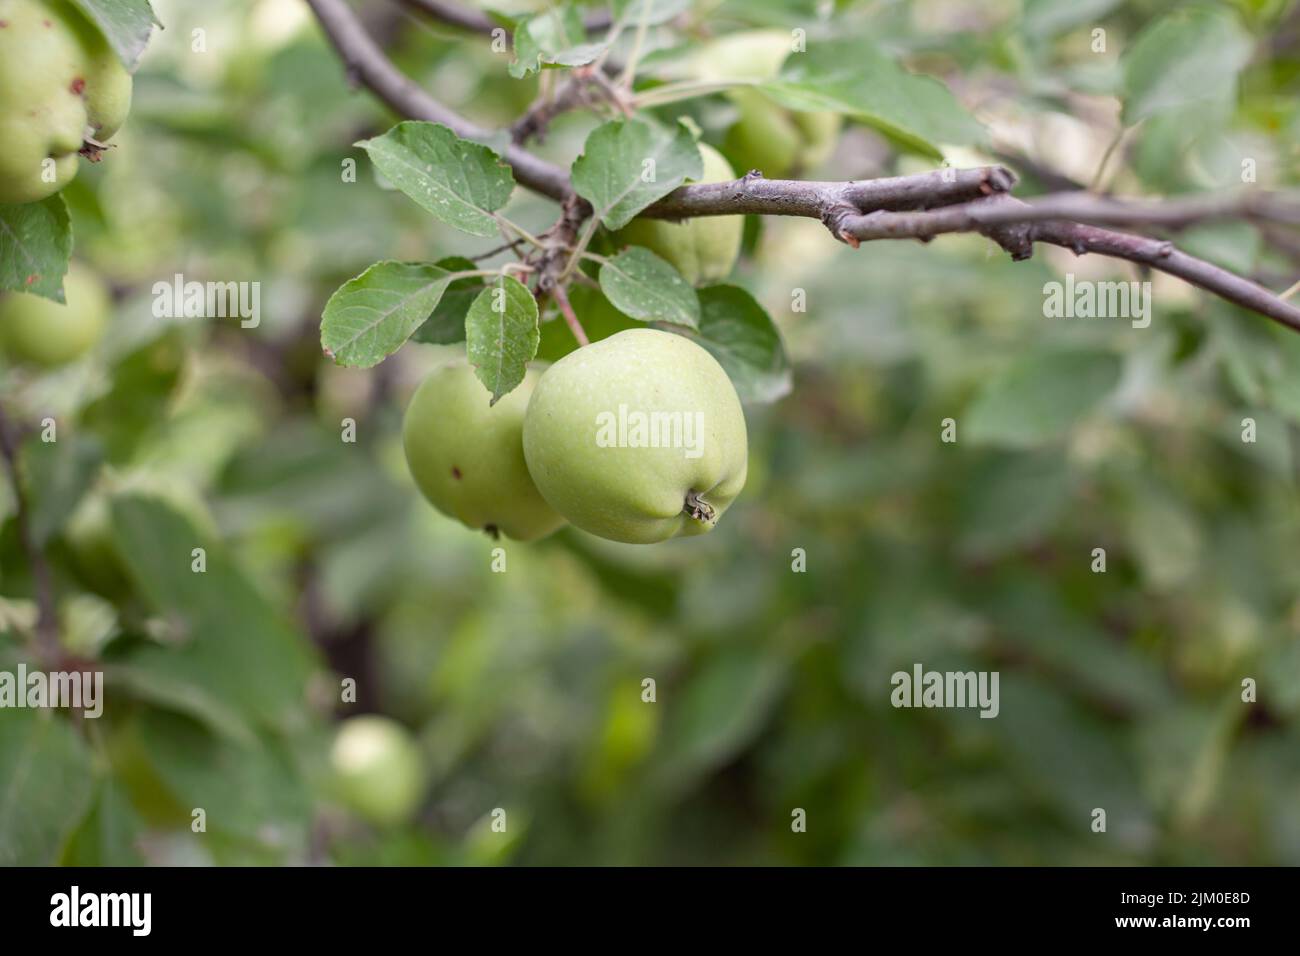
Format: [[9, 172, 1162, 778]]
[[0, 402, 59, 659], [305, 0, 1300, 334]]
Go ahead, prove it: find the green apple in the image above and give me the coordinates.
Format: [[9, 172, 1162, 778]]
[[330, 715, 426, 827], [692, 29, 841, 178], [0, 262, 110, 366], [402, 361, 566, 541], [523, 328, 748, 544], [0, 0, 133, 205], [614, 143, 743, 285]]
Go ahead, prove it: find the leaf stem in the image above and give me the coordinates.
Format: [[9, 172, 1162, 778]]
[[633, 78, 758, 109], [493, 215, 546, 249]]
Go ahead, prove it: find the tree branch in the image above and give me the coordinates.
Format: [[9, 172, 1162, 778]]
[[828, 195, 1300, 332], [306, 0, 573, 200], [304, 0, 1300, 333]]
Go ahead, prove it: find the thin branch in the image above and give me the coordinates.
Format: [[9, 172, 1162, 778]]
[[827, 196, 1300, 333], [510, 66, 630, 145], [0, 402, 59, 658], [642, 167, 1020, 220]]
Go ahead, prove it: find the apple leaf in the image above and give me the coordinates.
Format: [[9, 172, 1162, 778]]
[[0, 197, 72, 300], [0, 709, 96, 865], [1021, 0, 1122, 40], [1121, 6, 1253, 125], [68, 0, 161, 70], [510, 5, 607, 78], [24, 433, 105, 546], [355, 122, 515, 237], [571, 120, 704, 230], [413, 256, 486, 345], [321, 261, 456, 368], [684, 285, 791, 404], [763, 37, 985, 159], [965, 350, 1122, 447], [465, 275, 540, 404], [110, 493, 318, 733], [599, 247, 700, 330]]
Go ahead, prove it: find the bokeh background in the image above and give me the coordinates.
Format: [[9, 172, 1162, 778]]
[[2, 0, 1299, 865]]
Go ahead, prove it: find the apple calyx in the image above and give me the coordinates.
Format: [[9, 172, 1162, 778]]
[[683, 490, 717, 524]]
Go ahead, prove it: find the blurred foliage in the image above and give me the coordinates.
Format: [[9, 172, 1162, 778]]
[[2, 0, 1299, 866]]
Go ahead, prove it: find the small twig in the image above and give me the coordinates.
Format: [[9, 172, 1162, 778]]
[[473, 237, 527, 261], [0, 402, 59, 659], [552, 285, 590, 347]]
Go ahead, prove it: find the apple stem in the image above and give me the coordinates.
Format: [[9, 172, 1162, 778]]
[[552, 285, 590, 347], [683, 490, 716, 524]]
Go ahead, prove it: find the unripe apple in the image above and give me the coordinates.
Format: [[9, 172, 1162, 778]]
[[402, 361, 566, 541], [615, 143, 743, 285], [523, 328, 748, 544], [330, 715, 426, 827], [0, 262, 110, 367], [692, 29, 841, 178], [0, 0, 133, 205]]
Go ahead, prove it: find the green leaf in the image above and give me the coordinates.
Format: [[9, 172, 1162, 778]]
[[465, 275, 539, 403], [413, 256, 484, 345], [135, 710, 312, 846], [321, 261, 455, 368], [0, 196, 71, 300], [571, 120, 704, 230], [1022, 0, 1122, 39], [957, 451, 1075, 559], [68, 0, 161, 69], [599, 247, 700, 329], [61, 780, 145, 866], [81, 329, 186, 464], [25, 434, 104, 546], [965, 350, 1121, 447], [764, 37, 985, 159], [355, 122, 515, 237], [109, 494, 318, 733], [657, 648, 788, 784], [0, 709, 96, 865], [687, 285, 791, 404], [510, 5, 606, 78], [1121, 5, 1253, 125]]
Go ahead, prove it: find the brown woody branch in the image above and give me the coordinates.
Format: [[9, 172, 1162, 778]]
[[305, 0, 1300, 333]]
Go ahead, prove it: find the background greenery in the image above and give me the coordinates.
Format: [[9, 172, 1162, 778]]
[[2, 0, 1299, 865]]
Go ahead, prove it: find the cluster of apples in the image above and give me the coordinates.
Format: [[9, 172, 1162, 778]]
[[403, 328, 749, 546], [0, 0, 133, 205], [0, 1, 133, 366]]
